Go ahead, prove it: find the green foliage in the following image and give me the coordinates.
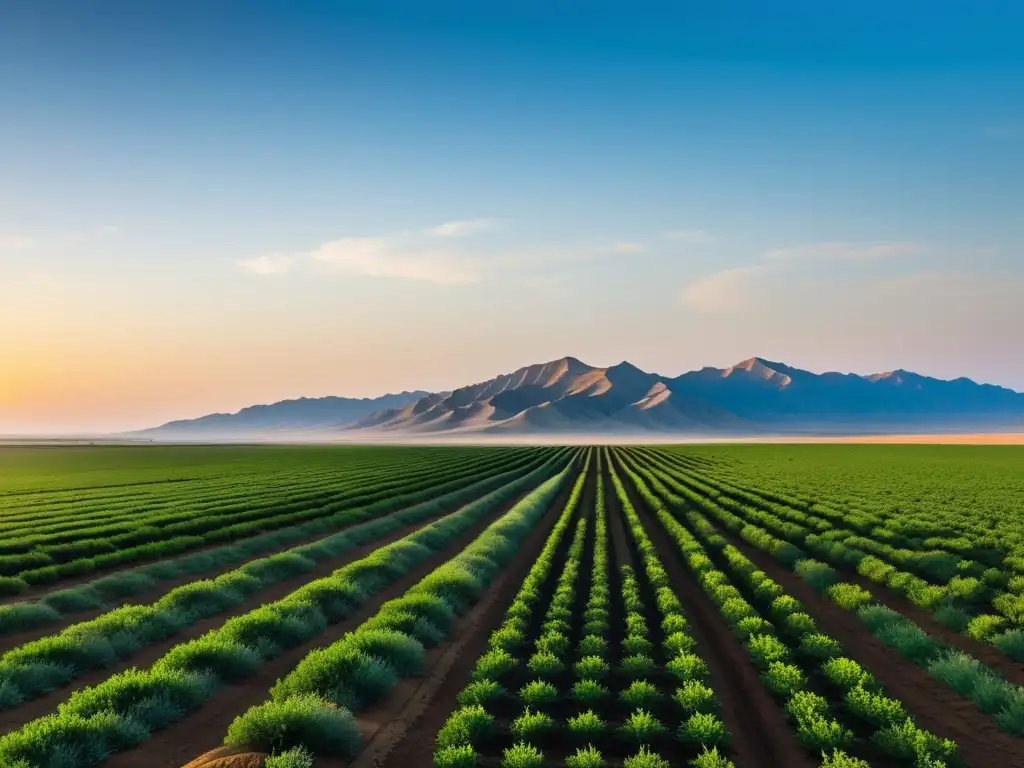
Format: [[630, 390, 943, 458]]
[[799, 633, 842, 661], [618, 710, 668, 742], [436, 705, 494, 750], [457, 680, 506, 707], [510, 708, 555, 740], [761, 662, 805, 697], [264, 747, 315, 768], [570, 679, 610, 703], [619, 680, 663, 709], [526, 651, 563, 677], [666, 652, 709, 682], [678, 712, 730, 746], [224, 694, 361, 757], [622, 746, 671, 768], [567, 710, 606, 739], [621, 654, 657, 678], [518, 680, 558, 707], [565, 745, 604, 768], [501, 741, 545, 768], [472, 649, 518, 682], [821, 658, 873, 691], [819, 750, 870, 768], [434, 744, 478, 768]]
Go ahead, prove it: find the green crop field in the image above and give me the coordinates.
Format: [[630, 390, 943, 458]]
[[0, 443, 1021, 768]]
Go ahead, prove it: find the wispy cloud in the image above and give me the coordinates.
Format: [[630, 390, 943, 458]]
[[764, 241, 921, 262], [428, 218, 496, 238], [665, 229, 716, 244], [681, 239, 921, 313], [236, 254, 297, 275], [612, 242, 645, 253], [680, 265, 771, 313], [312, 236, 478, 284]]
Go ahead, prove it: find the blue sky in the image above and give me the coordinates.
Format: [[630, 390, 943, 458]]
[[2, 1, 1023, 432]]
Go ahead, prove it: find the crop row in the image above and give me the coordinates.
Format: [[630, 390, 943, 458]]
[[643, 449, 1024, 656], [0, 452, 572, 712], [616, 450, 966, 768], [0, 448, 557, 594], [0, 451, 575, 767], [215, 453, 583, 762], [632, 449, 1024, 739]]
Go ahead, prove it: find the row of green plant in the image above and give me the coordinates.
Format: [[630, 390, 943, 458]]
[[0, 448, 549, 587], [637, 449, 1024, 667], [631, 451, 1024, 739], [0, 448, 561, 596], [0, 452, 577, 767], [605, 454, 736, 767], [618, 451, 962, 767], [0, 449, 558, 637], [645, 449, 1024, 637], [0, 453, 570, 711], [219, 456, 584, 763]]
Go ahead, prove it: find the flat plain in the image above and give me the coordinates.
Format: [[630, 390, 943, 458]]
[[0, 443, 1022, 768]]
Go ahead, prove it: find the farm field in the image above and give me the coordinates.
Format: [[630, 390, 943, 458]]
[[0, 445, 1021, 768]]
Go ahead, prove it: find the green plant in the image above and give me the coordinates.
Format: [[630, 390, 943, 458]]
[[678, 712, 729, 746], [510, 708, 555, 740], [457, 680, 506, 707], [690, 747, 736, 768], [622, 746, 671, 768], [527, 651, 563, 677], [663, 631, 697, 656], [798, 633, 842, 661], [618, 710, 668, 742], [620, 680, 663, 709], [570, 679, 609, 703], [473, 649, 517, 681], [565, 745, 604, 768], [966, 614, 1006, 642], [574, 656, 610, 679], [872, 718, 958, 764], [567, 710, 606, 739], [518, 680, 558, 707], [827, 584, 873, 611], [435, 705, 494, 750], [761, 662, 805, 697], [501, 741, 545, 768], [794, 716, 852, 752], [623, 635, 654, 656], [621, 655, 657, 678], [819, 749, 870, 767], [746, 633, 789, 668], [223, 694, 361, 758], [673, 680, 718, 714], [577, 635, 607, 657], [844, 685, 907, 728], [434, 744, 477, 768], [265, 747, 315, 768], [666, 652, 709, 681], [821, 658, 873, 690]]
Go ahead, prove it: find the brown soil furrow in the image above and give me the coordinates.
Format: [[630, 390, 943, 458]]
[[656, 473, 1024, 768], [610, 451, 814, 768], [339, 460, 588, 768], [103, 482, 548, 768], [0, 477, 517, 655]]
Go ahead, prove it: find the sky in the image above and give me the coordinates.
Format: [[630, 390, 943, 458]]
[[2, 1, 1023, 433]]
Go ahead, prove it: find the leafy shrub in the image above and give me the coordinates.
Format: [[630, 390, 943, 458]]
[[620, 680, 663, 709], [933, 604, 971, 632], [666, 652, 709, 682], [827, 584, 873, 611], [224, 694, 361, 757], [436, 705, 494, 750], [822, 658, 873, 691], [966, 614, 1007, 642], [746, 634, 789, 668], [662, 614, 688, 634], [623, 635, 654, 656], [510, 708, 555, 739], [472, 649, 517, 681], [565, 745, 604, 768], [762, 662, 805, 697], [346, 629, 425, 676], [622, 746, 670, 768], [799, 633, 842, 661], [992, 629, 1024, 662], [674, 680, 718, 714], [785, 690, 829, 722], [874, 622, 939, 665], [490, 628, 526, 652], [265, 747, 315, 768], [795, 716, 852, 752], [872, 718, 958, 764], [577, 635, 607, 657], [795, 560, 839, 592], [536, 631, 569, 656], [458, 680, 506, 707], [819, 749, 870, 767], [434, 744, 477, 768], [519, 680, 558, 707], [783, 612, 817, 637], [678, 712, 730, 746], [735, 616, 774, 639], [618, 710, 668, 742], [621, 655, 657, 678], [527, 651, 563, 678], [574, 656, 610, 679], [570, 679, 610, 703], [845, 685, 907, 728], [567, 710, 606, 739], [501, 741, 545, 768], [663, 632, 697, 656]]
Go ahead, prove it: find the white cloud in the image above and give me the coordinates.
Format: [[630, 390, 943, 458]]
[[312, 236, 478, 284], [236, 254, 297, 275], [428, 219, 495, 238], [612, 242, 645, 253], [665, 229, 716, 244], [680, 265, 772, 313], [764, 241, 920, 262]]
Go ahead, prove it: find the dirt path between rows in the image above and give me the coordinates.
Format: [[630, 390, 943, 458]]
[[642, 462, 1024, 768], [335, 463, 587, 768], [610, 451, 815, 768], [97, 488, 538, 768]]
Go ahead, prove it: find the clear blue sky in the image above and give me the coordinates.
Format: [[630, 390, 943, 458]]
[[2, 1, 1023, 432]]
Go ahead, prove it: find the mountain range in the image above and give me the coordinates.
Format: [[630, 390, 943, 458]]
[[136, 357, 1024, 439]]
